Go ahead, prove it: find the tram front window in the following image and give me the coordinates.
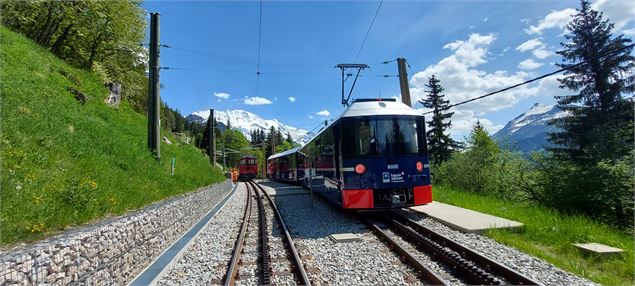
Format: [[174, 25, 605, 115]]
[[342, 117, 425, 158]]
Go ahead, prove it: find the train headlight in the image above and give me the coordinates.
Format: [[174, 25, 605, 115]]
[[355, 163, 366, 174], [416, 161, 424, 172]]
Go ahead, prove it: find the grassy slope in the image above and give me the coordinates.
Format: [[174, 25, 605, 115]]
[[0, 26, 225, 245], [434, 185, 634, 285]]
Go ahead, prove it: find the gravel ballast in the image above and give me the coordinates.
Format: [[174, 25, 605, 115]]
[[156, 184, 248, 285], [259, 182, 422, 285], [396, 209, 598, 286]]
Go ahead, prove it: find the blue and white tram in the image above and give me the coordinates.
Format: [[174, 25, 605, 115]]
[[267, 98, 432, 209]]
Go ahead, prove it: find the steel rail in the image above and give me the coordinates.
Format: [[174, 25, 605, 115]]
[[390, 212, 541, 285], [223, 183, 253, 286], [250, 181, 312, 286], [385, 216, 501, 284], [255, 183, 272, 285], [362, 218, 449, 286]]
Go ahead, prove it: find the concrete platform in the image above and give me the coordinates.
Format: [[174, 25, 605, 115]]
[[259, 185, 309, 196], [330, 233, 362, 243], [410, 202, 524, 233], [573, 243, 624, 256]]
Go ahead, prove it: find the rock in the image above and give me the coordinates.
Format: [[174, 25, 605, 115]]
[[163, 136, 173, 145], [104, 82, 122, 107], [67, 87, 87, 104]]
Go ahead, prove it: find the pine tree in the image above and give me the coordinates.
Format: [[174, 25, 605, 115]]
[[549, 0, 634, 163], [545, 0, 634, 227], [286, 132, 293, 144], [419, 75, 458, 164]]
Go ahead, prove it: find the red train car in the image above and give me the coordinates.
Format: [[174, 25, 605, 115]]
[[238, 155, 258, 181]]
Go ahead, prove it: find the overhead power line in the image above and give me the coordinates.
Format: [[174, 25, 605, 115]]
[[354, 0, 384, 63], [161, 44, 257, 66], [255, 0, 264, 97], [422, 43, 635, 115]]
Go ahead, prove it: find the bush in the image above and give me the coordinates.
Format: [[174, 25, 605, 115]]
[[535, 152, 634, 229]]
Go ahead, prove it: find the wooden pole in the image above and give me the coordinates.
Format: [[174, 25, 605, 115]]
[[397, 57, 412, 107]]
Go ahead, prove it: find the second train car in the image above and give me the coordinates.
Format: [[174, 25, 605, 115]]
[[267, 98, 432, 209]]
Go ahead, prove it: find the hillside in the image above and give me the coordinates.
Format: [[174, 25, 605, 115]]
[[0, 26, 225, 244], [493, 103, 566, 153], [187, 109, 309, 144]]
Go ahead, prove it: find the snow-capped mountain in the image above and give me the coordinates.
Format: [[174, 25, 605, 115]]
[[186, 109, 310, 144], [493, 103, 567, 153]]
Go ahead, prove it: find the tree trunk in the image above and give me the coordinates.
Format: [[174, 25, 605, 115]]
[[51, 24, 73, 57], [33, 3, 53, 43]]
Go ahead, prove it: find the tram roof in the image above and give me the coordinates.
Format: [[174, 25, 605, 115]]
[[268, 146, 301, 160], [340, 99, 422, 118]]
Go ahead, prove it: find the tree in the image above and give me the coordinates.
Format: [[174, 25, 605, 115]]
[[419, 75, 458, 164], [545, 0, 634, 227], [286, 132, 293, 144], [549, 0, 634, 163]]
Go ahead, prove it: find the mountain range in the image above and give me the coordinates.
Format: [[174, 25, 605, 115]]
[[185, 109, 310, 144], [493, 103, 566, 153]]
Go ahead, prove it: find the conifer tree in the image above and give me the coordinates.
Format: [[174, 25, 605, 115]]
[[549, 0, 634, 163], [419, 75, 458, 164]]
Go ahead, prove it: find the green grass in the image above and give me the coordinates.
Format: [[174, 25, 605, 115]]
[[0, 26, 225, 245], [434, 185, 634, 285]]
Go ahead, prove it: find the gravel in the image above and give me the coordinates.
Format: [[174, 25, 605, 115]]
[[154, 180, 597, 286], [156, 184, 248, 285], [396, 209, 599, 286], [259, 181, 423, 286]]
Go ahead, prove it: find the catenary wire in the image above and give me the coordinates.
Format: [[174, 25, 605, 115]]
[[354, 0, 384, 64], [255, 0, 263, 97]]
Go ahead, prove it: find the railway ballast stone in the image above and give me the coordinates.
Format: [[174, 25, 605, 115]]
[[0, 180, 232, 285]]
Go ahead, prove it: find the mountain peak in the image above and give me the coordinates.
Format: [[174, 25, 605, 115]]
[[493, 103, 566, 153], [186, 109, 309, 144]]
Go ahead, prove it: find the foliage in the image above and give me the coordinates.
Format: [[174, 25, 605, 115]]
[[544, 0, 634, 228], [0, 0, 149, 112], [435, 186, 634, 286], [533, 152, 634, 228], [434, 121, 536, 200], [0, 26, 225, 244], [418, 75, 459, 165], [549, 0, 634, 163]]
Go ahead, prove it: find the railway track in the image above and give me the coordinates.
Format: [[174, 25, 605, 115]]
[[223, 181, 311, 286], [362, 211, 541, 286]]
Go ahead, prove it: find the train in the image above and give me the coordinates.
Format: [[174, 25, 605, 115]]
[[238, 155, 258, 181], [267, 98, 433, 209]]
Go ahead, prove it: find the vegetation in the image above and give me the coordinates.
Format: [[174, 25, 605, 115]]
[[0, 0, 149, 112], [434, 186, 634, 285], [418, 75, 460, 165], [545, 0, 634, 228], [0, 26, 225, 244]]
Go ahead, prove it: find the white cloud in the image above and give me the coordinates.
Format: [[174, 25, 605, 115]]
[[518, 59, 543, 70], [483, 17, 489, 22], [623, 28, 635, 36], [308, 115, 314, 119], [592, 0, 635, 33], [410, 33, 538, 114], [316, 109, 330, 117], [532, 47, 554, 59], [244, 97, 272, 105], [525, 8, 576, 35], [516, 38, 544, 52], [288, 96, 296, 102], [214, 92, 231, 99]]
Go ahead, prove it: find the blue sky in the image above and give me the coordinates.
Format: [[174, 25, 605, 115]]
[[142, 0, 634, 139]]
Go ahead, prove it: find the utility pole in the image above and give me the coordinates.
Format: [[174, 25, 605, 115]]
[[208, 109, 216, 167], [147, 12, 161, 159], [262, 144, 266, 179], [397, 58, 412, 107]]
